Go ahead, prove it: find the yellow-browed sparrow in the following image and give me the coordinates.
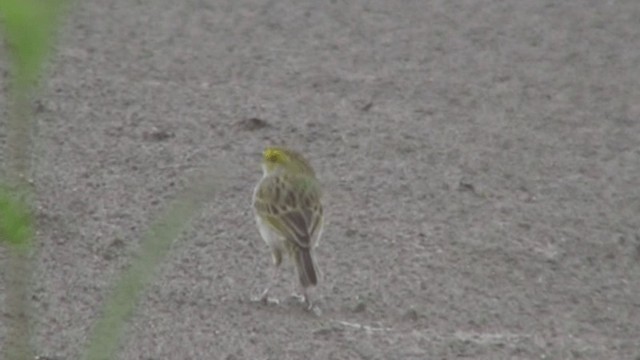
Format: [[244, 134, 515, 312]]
[[252, 147, 324, 309]]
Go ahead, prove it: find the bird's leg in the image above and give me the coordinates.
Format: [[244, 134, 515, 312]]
[[288, 271, 307, 304], [259, 265, 279, 304], [301, 288, 311, 309], [253, 250, 281, 305]]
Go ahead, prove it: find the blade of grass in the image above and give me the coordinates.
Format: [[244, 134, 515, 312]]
[[0, 186, 35, 360], [0, 0, 66, 91], [0, 187, 34, 249], [1, 0, 66, 181], [1, 1, 66, 359], [83, 173, 222, 360], [2, 244, 33, 360]]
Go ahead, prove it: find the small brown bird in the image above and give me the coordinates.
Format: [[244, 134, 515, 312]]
[[252, 147, 324, 309]]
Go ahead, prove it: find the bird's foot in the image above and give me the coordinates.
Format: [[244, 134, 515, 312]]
[[289, 292, 321, 315], [251, 288, 279, 305]]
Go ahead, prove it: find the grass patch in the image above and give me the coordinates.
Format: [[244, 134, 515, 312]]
[[2, 1, 219, 359]]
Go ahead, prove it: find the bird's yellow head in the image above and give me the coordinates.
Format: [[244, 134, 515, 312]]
[[262, 147, 315, 176]]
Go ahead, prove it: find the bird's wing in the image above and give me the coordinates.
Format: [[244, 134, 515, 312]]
[[253, 174, 323, 249]]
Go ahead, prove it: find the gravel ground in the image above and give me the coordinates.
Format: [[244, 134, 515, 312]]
[[1, 0, 640, 359]]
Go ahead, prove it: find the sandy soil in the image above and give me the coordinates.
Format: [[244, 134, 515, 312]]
[[1, 0, 640, 359]]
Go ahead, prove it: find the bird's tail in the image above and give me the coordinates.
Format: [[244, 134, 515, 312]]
[[295, 248, 318, 287]]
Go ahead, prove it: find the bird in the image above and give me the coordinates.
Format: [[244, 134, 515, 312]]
[[252, 146, 324, 309]]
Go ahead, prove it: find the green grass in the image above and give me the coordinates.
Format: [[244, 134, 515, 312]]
[[0, 186, 34, 249], [1, 1, 65, 358], [83, 182, 218, 360], [1, 1, 218, 359]]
